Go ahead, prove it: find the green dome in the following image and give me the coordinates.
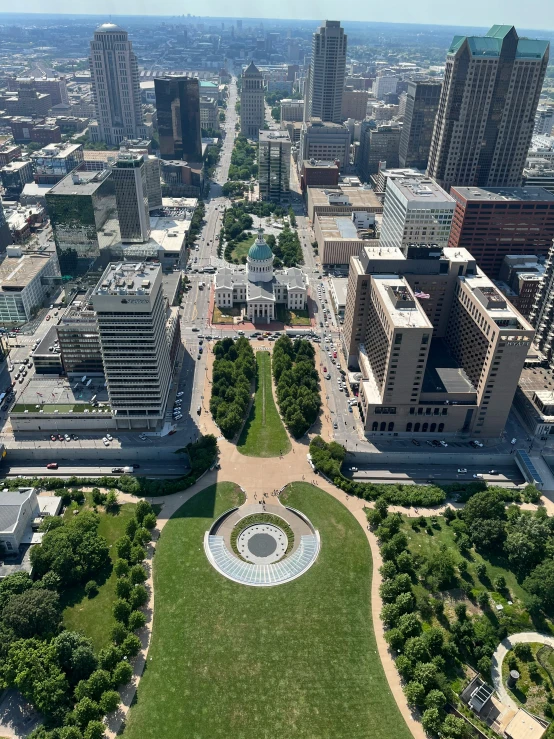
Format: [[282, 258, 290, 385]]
[[248, 235, 273, 261]]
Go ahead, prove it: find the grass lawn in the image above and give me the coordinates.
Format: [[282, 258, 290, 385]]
[[275, 304, 311, 326], [237, 350, 290, 457], [62, 501, 137, 651], [230, 232, 256, 262], [212, 303, 243, 324], [123, 482, 412, 739]]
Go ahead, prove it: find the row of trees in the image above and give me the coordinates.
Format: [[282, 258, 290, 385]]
[[309, 437, 447, 506], [210, 337, 256, 439], [0, 501, 156, 738], [273, 336, 321, 438], [273, 227, 303, 268], [228, 136, 257, 180], [187, 200, 206, 248]]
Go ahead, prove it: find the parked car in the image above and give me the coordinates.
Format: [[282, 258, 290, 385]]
[[333, 421, 338, 429], [473, 473, 484, 479], [46, 462, 58, 470], [64, 434, 71, 442], [488, 469, 498, 475], [457, 468, 467, 474], [50, 434, 57, 441], [440, 440, 448, 447], [411, 439, 420, 446], [106, 434, 113, 441]]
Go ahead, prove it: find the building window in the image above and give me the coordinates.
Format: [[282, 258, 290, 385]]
[[406, 422, 413, 432], [380, 422, 386, 431], [414, 423, 420, 432], [388, 422, 394, 432], [430, 423, 436, 432], [372, 422, 378, 431], [438, 423, 444, 432], [422, 423, 428, 432]]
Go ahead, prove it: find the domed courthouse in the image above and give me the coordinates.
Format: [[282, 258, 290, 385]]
[[214, 229, 308, 323]]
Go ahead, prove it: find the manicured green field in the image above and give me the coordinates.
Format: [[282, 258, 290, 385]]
[[62, 502, 137, 650], [123, 482, 412, 739], [275, 304, 311, 326], [230, 232, 256, 261], [237, 350, 290, 457]]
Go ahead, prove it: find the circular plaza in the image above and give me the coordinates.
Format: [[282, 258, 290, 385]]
[[204, 502, 320, 586]]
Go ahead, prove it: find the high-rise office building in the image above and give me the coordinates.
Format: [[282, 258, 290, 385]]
[[358, 123, 401, 181], [343, 243, 534, 438], [258, 131, 291, 202], [427, 26, 549, 191], [380, 176, 455, 252], [305, 21, 347, 124], [88, 23, 149, 146], [154, 76, 202, 162], [46, 170, 121, 276], [399, 81, 442, 170], [91, 262, 172, 430], [299, 119, 350, 170], [240, 62, 265, 138], [372, 75, 398, 100], [110, 152, 151, 243], [448, 186, 554, 278]]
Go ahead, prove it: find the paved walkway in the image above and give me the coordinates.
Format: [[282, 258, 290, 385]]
[[491, 632, 554, 710]]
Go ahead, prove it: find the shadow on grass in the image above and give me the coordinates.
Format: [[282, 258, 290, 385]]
[[58, 559, 113, 611], [167, 482, 221, 521]]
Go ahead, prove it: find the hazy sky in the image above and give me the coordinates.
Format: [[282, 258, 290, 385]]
[[1, 0, 554, 30]]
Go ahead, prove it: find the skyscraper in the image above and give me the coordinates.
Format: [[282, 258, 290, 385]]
[[88, 23, 149, 146], [398, 81, 442, 170], [427, 26, 549, 191], [240, 62, 265, 138], [258, 131, 291, 202], [154, 76, 202, 162], [110, 152, 151, 243], [305, 21, 347, 124], [91, 262, 172, 430]]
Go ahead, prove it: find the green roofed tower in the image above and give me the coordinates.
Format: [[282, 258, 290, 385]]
[[427, 26, 549, 191]]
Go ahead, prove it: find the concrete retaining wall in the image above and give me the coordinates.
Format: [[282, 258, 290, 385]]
[[348, 451, 515, 466]]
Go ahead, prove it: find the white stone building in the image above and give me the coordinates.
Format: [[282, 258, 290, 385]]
[[214, 229, 308, 323]]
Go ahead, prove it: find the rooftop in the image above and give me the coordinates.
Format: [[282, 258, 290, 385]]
[[422, 338, 476, 395], [31, 142, 82, 159], [48, 169, 111, 196], [309, 185, 383, 211], [259, 130, 292, 143], [452, 186, 554, 203], [389, 177, 455, 205], [316, 215, 366, 241], [16, 376, 110, 414], [448, 26, 548, 60], [303, 159, 339, 169], [0, 488, 35, 534], [94, 262, 161, 297], [372, 275, 432, 328], [0, 254, 54, 290]]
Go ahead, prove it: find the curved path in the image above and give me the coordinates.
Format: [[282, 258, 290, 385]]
[[491, 632, 554, 710]]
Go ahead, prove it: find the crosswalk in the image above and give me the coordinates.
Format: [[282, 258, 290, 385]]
[[205, 533, 319, 587]]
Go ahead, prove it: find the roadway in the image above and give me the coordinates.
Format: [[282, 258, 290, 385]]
[[2, 460, 189, 478], [346, 462, 525, 487]]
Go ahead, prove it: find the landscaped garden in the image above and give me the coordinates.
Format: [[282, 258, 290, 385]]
[[210, 337, 256, 439], [122, 481, 413, 739], [502, 643, 554, 720], [368, 488, 554, 738], [273, 336, 321, 438], [237, 350, 290, 457], [229, 231, 256, 261]]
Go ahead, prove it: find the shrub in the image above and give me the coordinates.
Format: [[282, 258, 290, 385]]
[[514, 643, 532, 661], [384, 628, 405, 652], [494, 575, 506, 591], [475, 563, 487, 580], [84, 581, 98, 598], [395, 654, 414, 680], [425, 688, 447, 710], [398, 613, 422, 638], [477, 656, 492, 675], [404, 680, 426, 707], [422, 707, 443, 736]]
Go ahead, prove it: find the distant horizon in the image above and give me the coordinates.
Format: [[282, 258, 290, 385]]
[[0, 8, 553, 35]]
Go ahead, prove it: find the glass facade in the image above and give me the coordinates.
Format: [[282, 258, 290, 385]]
[[154, 77, 202, 162]]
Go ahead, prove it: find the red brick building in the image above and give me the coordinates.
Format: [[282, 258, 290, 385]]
[[448, 186, 554, 278], [300, 159, 339, 191]]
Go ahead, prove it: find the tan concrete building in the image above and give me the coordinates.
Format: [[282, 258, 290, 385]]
[[343, 244, 534, 438], [341, 89, 369, 121], [314, 214, 367, 266], [307, 184, 383, 221]]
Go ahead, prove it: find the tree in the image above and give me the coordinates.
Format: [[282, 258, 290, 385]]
[[441, 714, 467, 738], [135, 500, 154, 525], [121, 633, 141, 658], [112, 661, 133, 686], [471, 518, 506, 551], [425, 689, 447, 710], [142, 513, 156, 530], [74, 698, 100, 729], [384, 628, 405, 651], [53, 631, 97, 685], [111, 623, 129, 645], [84, 581, 98, 598], [112, 599, 131, 624], [104, 491, 119, 512], [395, 654, 414, 680], [2, 588, 61, 638], [462, 490, 505, 526], [128, 585, 148, 609], [115, 536, 132, 561], [404, 680, 426, 707], [514, 643, 532, 661], [404, 636, 429, 663], [99, 689, 120, 714], [423, 627, 444, 656], [524, 560, 554, 609], [84, 721, 106, 739], [414, 662, 438, 690], [477, 656, 492, 675], [422, 707, 443, 736], [114, 559, 129, 577], [116, 577, 132, 600], [398, 613, 422, 638], [128, 610, 146, 631]]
